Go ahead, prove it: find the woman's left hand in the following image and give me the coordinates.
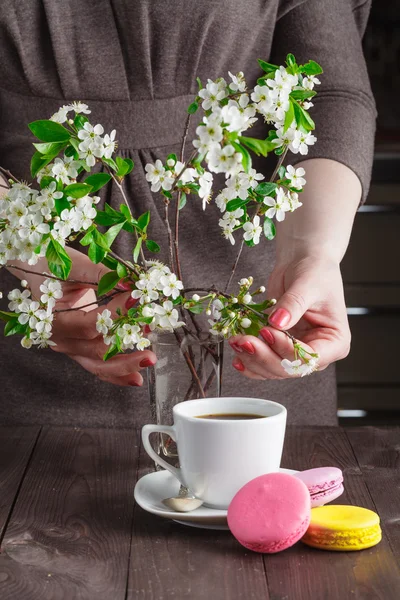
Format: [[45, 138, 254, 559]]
[[228, 256, 351, 380]]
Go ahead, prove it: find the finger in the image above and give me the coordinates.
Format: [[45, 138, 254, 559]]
[[259, 326, 313, 361], [304, 330, 351, 370], [268, 278, 318, 331], [67, 349, 157, 379], [232, 357, 267, 381], [53, 291, 131, 340], [51, 335, 110, 361], [230, 335, 286, 379], [68, 354, 145, 387]]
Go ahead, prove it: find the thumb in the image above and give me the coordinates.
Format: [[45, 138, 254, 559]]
[[268, 278, 317, 330], [66, 248, 110, 289]]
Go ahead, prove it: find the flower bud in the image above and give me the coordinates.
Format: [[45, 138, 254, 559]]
[[0, 292, 3, 299], [239, 278, 249, 286], [206, 309, 211, 316], [21, 336, 33, 349], [167, 158, 175, 167], [229, 311, 235, 318], [259, 286, 266, 293], [231, 297, 238, 303], [248, 276, 253, 285], [270, 298, 277, 305], [222, 327, 229, 335], [192, 294, 200, 302], [243, 293, 252, 304], [21, 280, 28, 288], [241, 318, 251, 329]]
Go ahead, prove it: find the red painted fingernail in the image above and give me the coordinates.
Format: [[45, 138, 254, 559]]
[[229, 341, 243, 353], [125, 296, 138, 310], [143, 325, 151, 334], [117, 280, 133, 291], [140, 358, 155, 368], [269, 308, 291, 328], [239, 341, 255, 355], [233, 359, 245, 372], [260, 328, 275, 345]]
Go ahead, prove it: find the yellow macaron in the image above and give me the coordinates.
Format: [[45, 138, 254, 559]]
[[302, 505, 381, 551]]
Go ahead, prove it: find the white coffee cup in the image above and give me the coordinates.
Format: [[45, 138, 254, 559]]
[[142, 397, 287, 509]]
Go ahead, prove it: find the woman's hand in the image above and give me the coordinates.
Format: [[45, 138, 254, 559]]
[[228, 256, 351, 380], [8, 249, 156, 387]]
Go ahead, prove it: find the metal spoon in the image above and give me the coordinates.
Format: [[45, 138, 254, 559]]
[[162, 485, 204, 512]]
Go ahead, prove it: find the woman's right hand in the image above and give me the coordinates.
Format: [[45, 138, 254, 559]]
[[9, 248, 157, 387]]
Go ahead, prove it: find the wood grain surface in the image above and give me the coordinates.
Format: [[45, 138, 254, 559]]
[[0, 426, 399, 600]]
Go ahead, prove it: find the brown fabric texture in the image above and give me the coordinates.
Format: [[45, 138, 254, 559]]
[[0, 0, 375, 427]]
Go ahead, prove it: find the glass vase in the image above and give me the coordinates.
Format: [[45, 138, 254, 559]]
[[148, 328, 223, 458]]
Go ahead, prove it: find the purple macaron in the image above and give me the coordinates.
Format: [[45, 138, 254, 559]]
[[294, 467, 344, 507]]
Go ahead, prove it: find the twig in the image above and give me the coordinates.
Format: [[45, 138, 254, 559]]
[[223, 146, 289, 292], [54, 289, 123, 313], [0, 167, 20, 184], [173, 329, 206, 398], [174, 114, 192, 282], [105, 165, 147, 267], [6, 264, 98, 286], [164, 201, 176, 272]]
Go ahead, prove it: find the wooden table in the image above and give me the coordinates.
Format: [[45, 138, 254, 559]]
[[0, 426, 399, 600]]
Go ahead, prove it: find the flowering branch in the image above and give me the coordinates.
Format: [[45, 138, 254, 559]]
[[0, 56, 322, 377], [5, 264, 98, 287]]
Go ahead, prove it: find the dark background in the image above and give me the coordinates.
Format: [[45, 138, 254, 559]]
[[338, 0, 400, 425]]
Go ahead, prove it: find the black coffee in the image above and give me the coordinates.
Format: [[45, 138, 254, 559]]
[[197, 413, 265, 420]]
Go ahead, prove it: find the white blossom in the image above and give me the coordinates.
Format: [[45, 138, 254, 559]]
[[52, 157, 79, 185], [103, 129, 116, 159], [39, 279, 63, 308], [281, 358, 303, 376], [299, 358, 318, 376], [285, 165, 306, 189], [289, 130, 317, 155], [302, 75, 321, 90], [242, 215, 262, 245], [153, 300, 185, 331], [158, 273, 183, 300], [8, 288, 31, 312], [263, 187, 291, 222], [145, 160, 175, 192], [18, 300, 41, 328], [66, 101, 91, 114], [198, 171, 213, 209], [207, 144, 242, 175], [198, 78, 227, 111], [228, 71, 247, 92]]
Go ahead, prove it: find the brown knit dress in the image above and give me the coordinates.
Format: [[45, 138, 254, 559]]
[[0, 0, 376, 426]]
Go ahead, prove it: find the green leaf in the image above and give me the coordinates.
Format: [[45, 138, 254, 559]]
[[257, 59, 279, 74], [187, 101, 199, 114], [102, 254, 119, 270], [188, 304, 203, 314], [95, 204, 126, 226], [28, 120, 70, 142], [4, 318, 28, 337], [226, 198, 250, 212], [255, 182, 277, 196], [0, 310, 19, 323], [54, 197, 71, 215], [244, 238, 255, 248], [286, 53, 297, 68], [274, 146, 285, 156], [64, 144, 79, 159], [33, 141, 67, 156], [69, 137, 80, 153], [102, 157, 118, 171], [119, 204, 133, 221], [178, 191, 187, 210], [301, 60, 323, 75], [137, 211, 150, 233], [290, 89, 316, 101], [278, 166, 286, 179], [64, 183, 93, 198], [79, 227, 95, 246], [231, 141, 252, 173], [74, 114, 89, 130], [263, 217, 276, 240], [116, 262, 128, 278], [39, 176, 56, 189], [31, 152, 50, 178], [145, 240, 160, 253], [133, 237, 143, 263], [92, 229, 111, 251], [116, 157, 134, 178], [98, 271, 120, 296], [103, 344, 119, 361], [284, 98, 295, 133], [196, 77, 203, 90], [292, 99, 315, 132], [46, 239, 72, 280], [248, 300, 272, 312], [104, 222, 124, 247], [238, 135, 276, 157], [88, 241, 106, 264], [84, 173, 112, 193]]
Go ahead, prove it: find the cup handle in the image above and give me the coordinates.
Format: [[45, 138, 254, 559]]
[[141, 424, 185, 486]]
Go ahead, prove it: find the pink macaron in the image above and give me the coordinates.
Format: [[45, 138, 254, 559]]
[[227, 472, 311, 553], [294, 467, 344, 507]]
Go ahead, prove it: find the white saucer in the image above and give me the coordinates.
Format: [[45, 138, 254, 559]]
[[134, 468, 299, 530]]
